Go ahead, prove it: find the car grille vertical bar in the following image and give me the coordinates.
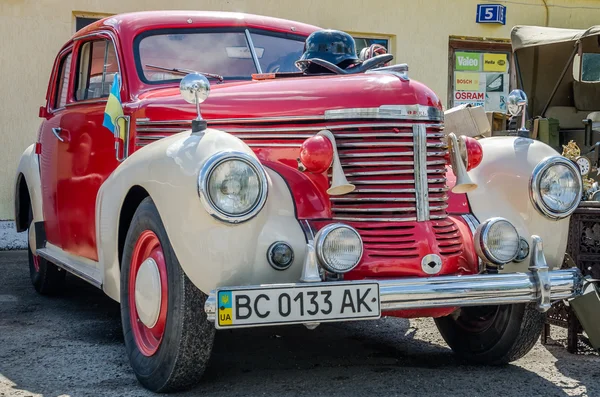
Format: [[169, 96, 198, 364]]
[[413, 124, 430, 221]]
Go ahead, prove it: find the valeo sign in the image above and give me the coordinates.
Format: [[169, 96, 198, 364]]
[[455, 52, 481, 71]]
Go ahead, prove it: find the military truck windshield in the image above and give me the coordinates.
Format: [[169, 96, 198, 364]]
[[135, 30, 306, 84]]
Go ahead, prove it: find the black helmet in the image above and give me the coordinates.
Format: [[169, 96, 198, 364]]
[[298, 29, 359, 71]]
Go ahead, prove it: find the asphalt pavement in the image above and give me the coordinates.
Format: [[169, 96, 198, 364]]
[[0, 250, 599, 397]]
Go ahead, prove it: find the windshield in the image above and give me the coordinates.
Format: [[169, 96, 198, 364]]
[[135, 29, 306, 83]]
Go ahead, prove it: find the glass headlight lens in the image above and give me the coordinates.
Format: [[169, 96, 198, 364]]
[[475, 218, 520, 265], [315, 224, 363, 273], [199, 152, 268, 223], [531, 157, 582, 219]]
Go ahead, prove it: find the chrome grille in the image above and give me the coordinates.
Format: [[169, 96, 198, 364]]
[[135, 119, 449, 222]]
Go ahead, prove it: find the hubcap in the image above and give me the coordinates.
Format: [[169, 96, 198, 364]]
[[135, 258, 162, 328], [129, 230, 168, 357]]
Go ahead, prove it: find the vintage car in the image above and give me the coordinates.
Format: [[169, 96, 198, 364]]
[[511, 25, 600, 352], [14, 11, 587, 392]]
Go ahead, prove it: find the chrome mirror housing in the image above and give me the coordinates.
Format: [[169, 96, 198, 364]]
[[179, 73, 211, 133], [507, 89, 528, 116], [507, 89, 529, 136]]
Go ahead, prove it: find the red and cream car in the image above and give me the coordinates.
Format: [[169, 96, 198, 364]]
[[15, 11, 585, 392]]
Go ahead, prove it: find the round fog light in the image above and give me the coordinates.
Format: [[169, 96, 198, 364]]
[[474, 217, 520, 265], [267, 242, 294, 270], [315, 223, 363, 274]]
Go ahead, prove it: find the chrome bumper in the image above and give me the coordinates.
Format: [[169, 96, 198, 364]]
[[205, 236, 584, 323]]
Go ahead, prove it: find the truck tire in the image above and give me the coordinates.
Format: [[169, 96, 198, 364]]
[[120, 197, 215, 393], [434, 303, 545, 364], [28, 209, 65, 294]]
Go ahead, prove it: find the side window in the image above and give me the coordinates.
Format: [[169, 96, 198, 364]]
[[53, 52, 73, 109], [75, 39, 119, 101]]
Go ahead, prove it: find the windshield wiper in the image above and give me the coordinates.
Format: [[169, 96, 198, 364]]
[[145, 64, 224, 82]]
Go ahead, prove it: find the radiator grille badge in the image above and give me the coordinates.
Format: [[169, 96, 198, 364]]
[[421, 254, 443, 275]]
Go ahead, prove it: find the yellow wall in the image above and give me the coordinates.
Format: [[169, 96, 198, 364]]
[[2, 0, 600, 220]]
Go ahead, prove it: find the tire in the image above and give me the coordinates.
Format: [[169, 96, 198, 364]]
[[28, 209, 65, 294], [434, 303, 545, 364], [120, 197, 215, 393]]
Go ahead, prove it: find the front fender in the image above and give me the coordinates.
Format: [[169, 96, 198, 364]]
[[466, 136, 569, 271], [97, 129, 306, 302], [14, 144, 43, 232]]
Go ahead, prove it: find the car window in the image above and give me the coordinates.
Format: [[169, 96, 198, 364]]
[[75, 39, 119, 101], [135, 30, 307, 83], [54, 52, 72, 109], [581, 53, 600, 82], [249, 33, 305, 73]]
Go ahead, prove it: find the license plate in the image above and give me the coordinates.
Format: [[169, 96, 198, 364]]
[[215, 282, 380, 329]]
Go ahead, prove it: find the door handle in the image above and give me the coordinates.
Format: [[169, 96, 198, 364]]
[[51, 127, 65, 142]]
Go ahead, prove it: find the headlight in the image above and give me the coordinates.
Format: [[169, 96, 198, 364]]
[[315, 224, 363, 273], [530, 156, 582, 220], [474, 217, 520, 265], [198, 151, 268, 223]]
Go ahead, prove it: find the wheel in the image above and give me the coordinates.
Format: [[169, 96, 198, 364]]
[[120, 197, 215, 392], [27, 209, 65, 294], [434, 303, 545, 364]]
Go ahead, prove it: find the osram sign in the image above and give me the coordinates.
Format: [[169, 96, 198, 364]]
[[455, 91, 484, 101]]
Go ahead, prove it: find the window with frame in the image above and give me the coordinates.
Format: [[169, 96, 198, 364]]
[[352, 36, 390, 56], [75, 40, 118, 101], [574, 53, 600, 82], [54, 52, 73, 109]]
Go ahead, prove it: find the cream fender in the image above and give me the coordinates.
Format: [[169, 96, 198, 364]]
[[14, 144, 44, 252], [96, 129, 306, 302], [467, 136, 569, 272]]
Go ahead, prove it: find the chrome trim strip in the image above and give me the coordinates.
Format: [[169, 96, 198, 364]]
[[244, 29, 263, 74], [136, 107, 443, 125], [336, 168, 446, 176], [325, 105, 443, 122], [333, 215, 448, 222], [337, 141, 446, 148], [348, 178, 445, 185], [342, 160, 446, 167], [331, 196, 447, 202], [340, 152, 414, 158], [353, 187, 448, 193], [330, 205, 448, 213], [115, 115, 130, 162], [413, 124, 430, 221]]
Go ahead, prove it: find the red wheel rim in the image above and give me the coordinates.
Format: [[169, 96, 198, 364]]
[[129, 230, 168, 357], [32, 254, 40, 272]]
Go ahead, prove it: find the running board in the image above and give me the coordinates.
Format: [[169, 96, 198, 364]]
[[36, 244, 103, 289]]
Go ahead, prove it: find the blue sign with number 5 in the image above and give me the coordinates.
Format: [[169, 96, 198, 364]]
[[476, 4, 506, 25]]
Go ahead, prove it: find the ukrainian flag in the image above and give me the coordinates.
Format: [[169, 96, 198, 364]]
[[103, 73, 126, 141]]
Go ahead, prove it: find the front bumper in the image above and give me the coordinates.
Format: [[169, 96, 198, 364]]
[[204, 236, 584, 323]]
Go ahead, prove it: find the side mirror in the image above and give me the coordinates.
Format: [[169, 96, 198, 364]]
[[507, 89, 529, 136], [180, 73, 210, 133]]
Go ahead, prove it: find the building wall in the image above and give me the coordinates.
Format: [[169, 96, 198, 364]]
[[2, 0, 600, 224]]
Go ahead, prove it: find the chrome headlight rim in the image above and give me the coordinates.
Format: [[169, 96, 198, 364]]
[[198, 151, 268, 224], [530, 156, 582, 220], [314, 223, 363, 274], [474, 217, 520, 265]]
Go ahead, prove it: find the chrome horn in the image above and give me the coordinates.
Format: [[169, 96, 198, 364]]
[[318, 130, 355, 195], [448, 133, 477, 194]]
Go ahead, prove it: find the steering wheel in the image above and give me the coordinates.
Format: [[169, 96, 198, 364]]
[[295, 54, 394, 75]]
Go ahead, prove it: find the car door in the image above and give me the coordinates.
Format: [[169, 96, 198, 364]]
[[56, 36, 122, 261], [40, 47, 74, 248]]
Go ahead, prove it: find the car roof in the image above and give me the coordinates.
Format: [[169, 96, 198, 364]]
[[74, 10, 321, 39]]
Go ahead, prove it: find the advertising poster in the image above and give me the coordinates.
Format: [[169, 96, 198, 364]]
[[453, 51, 509, 112]]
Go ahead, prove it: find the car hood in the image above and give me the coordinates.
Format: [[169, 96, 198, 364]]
[[134, 73, 443, 122]]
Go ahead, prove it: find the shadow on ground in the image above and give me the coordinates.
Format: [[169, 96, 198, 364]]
[[1, 250, 598, 397]]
